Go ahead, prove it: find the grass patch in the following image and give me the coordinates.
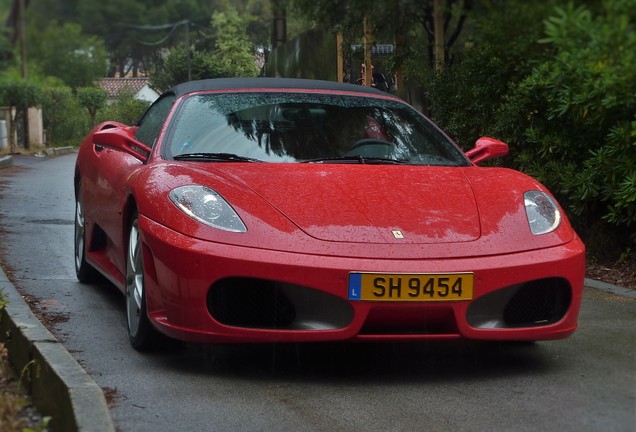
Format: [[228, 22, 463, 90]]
[[0, 291, 50, 432]]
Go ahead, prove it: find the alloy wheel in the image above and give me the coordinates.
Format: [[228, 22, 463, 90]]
[[126, 219, 144, 338], [74, 198, 85, 273]]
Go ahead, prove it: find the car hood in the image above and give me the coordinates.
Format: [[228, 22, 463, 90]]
[[222, 164, 480, 244], [136, 162, 576, 258]]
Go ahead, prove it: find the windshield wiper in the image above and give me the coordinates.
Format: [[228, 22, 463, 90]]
[[173, 152, 261, 162], [303, 156, 408, 164], [303, 155, 365, 164], [360, 157, 410, 164]]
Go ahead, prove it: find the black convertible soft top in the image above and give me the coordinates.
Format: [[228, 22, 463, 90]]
[[169, 77, 388, 98]]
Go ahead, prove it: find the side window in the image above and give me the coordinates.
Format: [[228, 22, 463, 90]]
[[135, 94, 176, 148]]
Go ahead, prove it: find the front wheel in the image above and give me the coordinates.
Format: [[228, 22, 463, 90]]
[[74, 187, 98, 283], [126, 213, 156, 350]]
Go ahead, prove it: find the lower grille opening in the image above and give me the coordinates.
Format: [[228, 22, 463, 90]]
[[208, 278, 296, 328], [207, 277, 354, 330], [503, 279, 571, 327], [466, 277, 572, 329], [360, 306, 458, 335]]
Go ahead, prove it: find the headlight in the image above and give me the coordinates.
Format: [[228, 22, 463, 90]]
[[524, 191, 561, 235], [169, 185, 247, 233]]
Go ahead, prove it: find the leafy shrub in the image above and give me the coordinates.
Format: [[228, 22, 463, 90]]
[[41, 89, 91, 148], [421, 2, 555, 149], [422, 1, 635, 257], [507, 1, 636, 252], [77, 87, 108, 128], [97, 90, 150, 126]]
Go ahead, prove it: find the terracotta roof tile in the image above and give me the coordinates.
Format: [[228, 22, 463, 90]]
[[97, 77, 154, 98]]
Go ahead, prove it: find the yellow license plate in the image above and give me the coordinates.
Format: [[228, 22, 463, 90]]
[[348, 272, 473, 301]]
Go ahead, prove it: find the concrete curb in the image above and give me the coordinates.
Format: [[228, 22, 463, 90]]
[[585, 277, 636, 299], [0, 155, 13, 169], [42, 146, 75, 157], [1, 147, 75, 169], [0, 267, 115, 432]]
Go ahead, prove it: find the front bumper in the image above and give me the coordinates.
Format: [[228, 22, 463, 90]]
[[139, 215, 585, 343]]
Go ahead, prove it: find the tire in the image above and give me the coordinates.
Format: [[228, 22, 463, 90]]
[[74, 186, 98, 283], [125, 212, 156, 350]]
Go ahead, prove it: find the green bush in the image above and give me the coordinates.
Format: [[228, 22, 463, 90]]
[[77, 87, 108, 128], [422, 1, 635, 257], [40, 85, 149, 147], [97, 90, 150, 126], [44, 91, 90, 147], [507, 2, 636, 253], [421, 2, 555, 149]]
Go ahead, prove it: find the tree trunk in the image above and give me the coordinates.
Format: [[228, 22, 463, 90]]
[[433, 0, 445, 73], [364, 15, 373, 87], [9, 108, 17, 153]]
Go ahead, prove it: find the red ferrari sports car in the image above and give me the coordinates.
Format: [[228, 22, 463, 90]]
[[74, 78, 585, 350]]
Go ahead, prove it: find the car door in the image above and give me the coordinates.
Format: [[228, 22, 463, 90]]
[[88, 94, 176, 279]]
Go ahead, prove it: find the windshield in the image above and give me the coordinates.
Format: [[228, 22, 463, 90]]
[[163, 92, 470, 166]]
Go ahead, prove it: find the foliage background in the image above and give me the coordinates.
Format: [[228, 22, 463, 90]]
[[418, 0, 635, 258]]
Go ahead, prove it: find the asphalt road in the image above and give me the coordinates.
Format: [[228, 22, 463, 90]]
[[0, 153, 634, 432]]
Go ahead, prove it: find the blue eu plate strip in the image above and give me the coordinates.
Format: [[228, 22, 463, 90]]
[[348, 273, 361, 300]]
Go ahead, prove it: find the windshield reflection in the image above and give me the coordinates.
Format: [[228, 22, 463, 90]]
[[164, 92, 469, 166]]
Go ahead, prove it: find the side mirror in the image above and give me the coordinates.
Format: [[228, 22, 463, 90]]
[[465, 137, 509, 165], [92, 124, 151, 163]]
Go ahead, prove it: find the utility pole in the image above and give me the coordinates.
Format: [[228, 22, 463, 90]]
[[184, 20, 191, 81], [271, 0, 287, 48]]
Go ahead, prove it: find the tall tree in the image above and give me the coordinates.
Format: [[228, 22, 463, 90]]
[[25, 0, 218, 77], [27, 22, 107, 88], [0, 21, 14, 68], [151, 5, 260, 90], [207, 7, 260, 78]]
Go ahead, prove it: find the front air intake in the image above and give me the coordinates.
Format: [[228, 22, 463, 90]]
[[207, 277, 354, 330], [502, 279, 571, 326], [466, 278, 572, 329], [208, 278, 296, 328]]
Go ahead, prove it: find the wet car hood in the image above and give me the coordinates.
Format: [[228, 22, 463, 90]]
[[135, 162, 575, 258], [223, 164, 480, 244]]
